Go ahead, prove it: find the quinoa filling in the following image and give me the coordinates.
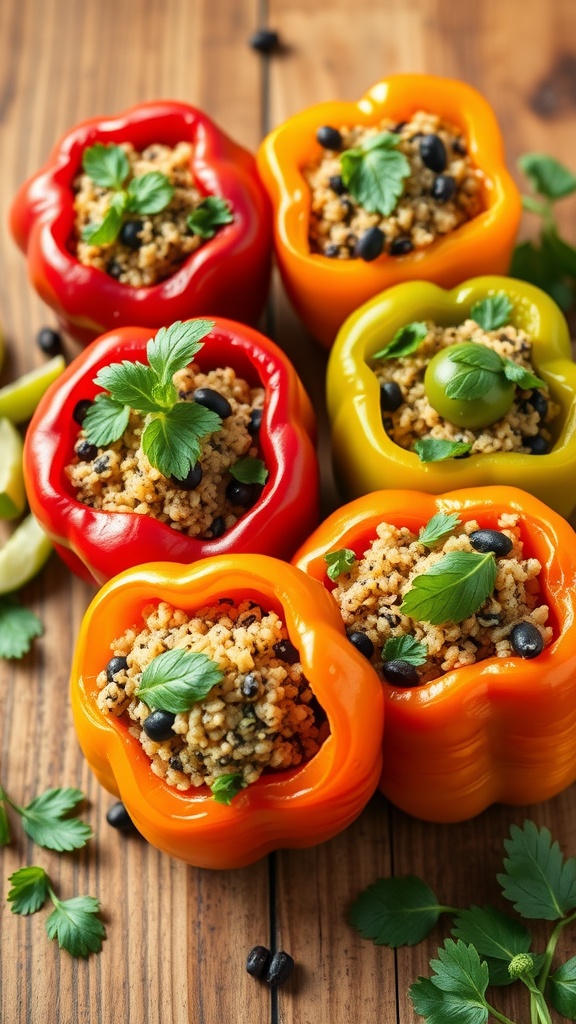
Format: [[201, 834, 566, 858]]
[[304, 111, 482, 259], [331, 513, 552, 684], [374, 319, 558, 455], [96, 599, 324, 793], [66, 364, 265, 539]]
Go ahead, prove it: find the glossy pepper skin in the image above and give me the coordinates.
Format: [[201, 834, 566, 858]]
[[256, 74, 521, 349], [23, 317, 320, 586], [70, 555, 385, 869], [294, 485, 576, 823], [327, 275, 576, 518], [9, 101, 272, 344]]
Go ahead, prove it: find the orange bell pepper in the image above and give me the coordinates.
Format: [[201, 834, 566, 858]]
[[293, 486, 576, 823], [70, 554, 385, 868], [257, 74, 521, 349]]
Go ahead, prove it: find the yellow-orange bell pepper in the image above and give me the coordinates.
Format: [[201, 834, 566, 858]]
[[293, 486, 576, 822], [70, 554, 385, 868], [257, 74, 521, 348], [326, 275, 576, 519]]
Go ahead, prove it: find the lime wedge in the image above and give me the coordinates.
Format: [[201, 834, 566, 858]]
[[0, 514, 53, 594], [0, 418, 25, 519], [0, 355, 66, 423]]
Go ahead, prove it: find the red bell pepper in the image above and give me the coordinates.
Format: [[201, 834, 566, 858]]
[[9, 101, 272, 344], [23, 317, 320, 585]]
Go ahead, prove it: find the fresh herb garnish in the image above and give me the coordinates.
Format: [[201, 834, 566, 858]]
[[469, 295, 513, 331], [349, 820, 576, 1023], [229, 456, 268, 485], [444, 344, 545, 401], [418, 512, 461, 547], [340, 132, 411, 216], [8, 867, 106, 958], [83, 319, 222, 481], [372, 322, 428, 361], [81, 142, 174, 246], [399, 550, 497, 625], [0, 596, 43, 659], [324, 548, 357, 581], [414, 438, 473, 463], [382, 635, 427, 667], [0, 784, 92, 852], [210, 772, 247, 805], [136, 648, 223, 714], [511, 152, 576, 313], [187, 196, 233, 238]]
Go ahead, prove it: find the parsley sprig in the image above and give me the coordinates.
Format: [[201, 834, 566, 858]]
[[136, 648, 223, 714], [382, 635, 427, 667], [8, 867, 105, 958], [187, 196, 233, 238], [414, 438, 473, 463], [0, 596, 43, 659], [210, 773, 248, 805], [400, 550, 497, 625], [81, 142, 174, 246], [372, 321, 428, 361], [418, 512, 461, 547], [324, 548, 357, 581], [83, 319, 222, 481], [443, 344, 545, 402], [349, 820, 576, 1023], [0, 784, 92, 851], [470, 295, 514, 331], [340, 132, 411, 216]]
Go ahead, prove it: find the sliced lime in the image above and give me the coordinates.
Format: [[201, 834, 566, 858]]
[[0, 418, 26, 519], [0, 514, 53, 594], [0, 355, 66, 423]]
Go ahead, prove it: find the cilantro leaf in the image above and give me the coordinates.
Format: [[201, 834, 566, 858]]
[[0, 596, 43, 659], [372, 322, 428, 360], [451, 905, 532, 970], [469, 295, 513, 331], [409, 977, 457, 1024], [548, 957, 576, 1019], [382, 635, 427, 667], [349, 876, 449, 947], [8, 866, 50, 915], [95, 360, 162, 412], [340, 132, 411, 216], [81, 203, 124, 246], [126, 171, 174, 214], [82, 143, 129, 190], [518, 153, 576, 201], [17, 787, 93, 852], [83, 392, 131, 447], [399, 550, 497, 625], [324, 548, 356, 581], [210, 772, 247, 805], [142, 402, 220, 480], [502, 360, 546, 391], [230, 457, 268, 485], [414, 438, 473, 463], [187, 197, 234, 239], [411, 940, 490, 1023], [146, 319, 214, 390], [418, 512, 461, 546], [136, 649, 223, 713], [497, 820, 576, 920], [46, 894, 106, 958]]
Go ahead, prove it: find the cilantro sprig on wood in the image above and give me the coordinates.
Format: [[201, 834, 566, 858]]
[[83, 319, 222, 481]]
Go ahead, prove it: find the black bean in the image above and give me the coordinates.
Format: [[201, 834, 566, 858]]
[[119, 219, 144, 249], [324, 243, 341, 258], [389, 236, 414, 256], [354, 226, 385, 262], [107, 259, 124, 279], [210, 516, 226, 538], [106, 801, 137, 833], [248, 407, 263, 434], [523, 434, 548, 455], [241, 674, 260, 698], [226, 479, 257, 507], [193, 387, 232, 419], [528, 391, 548, 418], [431, 174, 457, 204], [106, 656, 128, 682], [328, 174, 347, 194], [171, 462, 203, 490], [266, 951, 295, 987], [143, 709, 177, 741], [273, 639, 300, 664], [36, 326, 63, 356], [93, 455, 109, 474], [469, 529, 513, 557], [316, 125, 343, 150], [246, 945, 272, 978], [510, 622, 544, 659], [72, 399, 93, 424], [419, 134, 448, 172], [379, 380, 404, 412], [382, 659, 420, 687], [76, 440, 98, 462], [347, 631, 374, 659]]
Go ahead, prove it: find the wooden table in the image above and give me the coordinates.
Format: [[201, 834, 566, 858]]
[[2, 2, 576, 1021]]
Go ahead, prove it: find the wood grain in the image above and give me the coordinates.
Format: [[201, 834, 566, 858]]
[[1, 1, 576, 1022]]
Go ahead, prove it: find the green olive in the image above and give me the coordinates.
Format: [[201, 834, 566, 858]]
[[424, 344, 515, 429]]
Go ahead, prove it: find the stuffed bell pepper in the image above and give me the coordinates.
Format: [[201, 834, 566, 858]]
[[326, 275, 576, 519], [294, 485, 576, 822], [23, 317, 320, 585], [257, 73, 520, 348], [10, 100, 272, 343], [70, 554, 385, 868]]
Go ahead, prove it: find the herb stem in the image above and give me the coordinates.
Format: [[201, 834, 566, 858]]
[[484, 1003, 520, 1024], [536, 909, 576, 994]]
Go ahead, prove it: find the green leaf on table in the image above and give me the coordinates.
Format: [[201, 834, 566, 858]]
[[518, 153, 576, 200], [0, 597, 43, 659], [146, 319, 214, 390], [399, 550, 497, 625], [142, 402, 220, 480], [46, 894, 106, 958], [418, 512, 461, 546], [18, 787, 93, 852], [210, 772, 247, 805], [7, 866, 50, 915], [82, 143, 129, 191], [349, 876, 448, 947], [372, 321, 428, 361], [548, 956, 576, 1019], [414, 438, 473, 463], [83, 392, 131, 447], [187, 197, 234, 239], [497, 820, 576, 920], [324, 548, 357, 581], [451, 905, 533, 986], [340, 132, 411, 216], [469, 295, 513, 331], [410, 940, 490, 1024], [136, 648, 223, 714], [126, 171, 174, 215], [230, 457, 268, 485], [382, 635, 427, 667]]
